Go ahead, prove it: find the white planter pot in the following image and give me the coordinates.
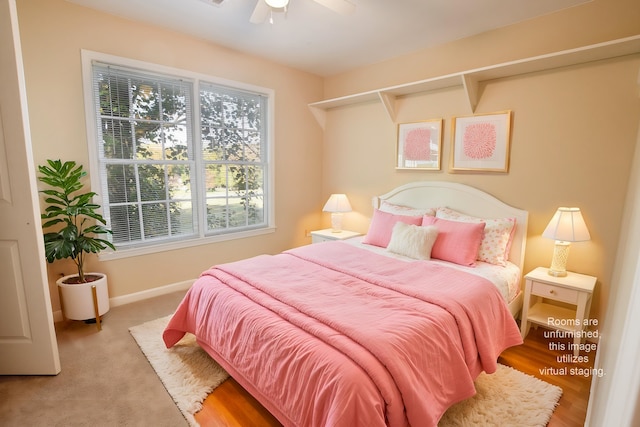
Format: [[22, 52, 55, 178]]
[[57, 273, 110, 321]]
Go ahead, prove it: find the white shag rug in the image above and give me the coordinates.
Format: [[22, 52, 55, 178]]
[[130, 315, 562, 427], [439, 363, 563, 426], [129, 315, 229, 426]]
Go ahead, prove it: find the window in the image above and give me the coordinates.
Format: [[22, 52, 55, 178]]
[[200, 83, 267, 233], [83, 52, 273, 258]]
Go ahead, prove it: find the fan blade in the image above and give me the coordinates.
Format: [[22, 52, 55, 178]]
[[250, 0, 270, 23], [313, 0, 355, 15]]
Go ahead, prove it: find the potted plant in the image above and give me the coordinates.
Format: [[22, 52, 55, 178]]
[[38, 159, 115, 324]]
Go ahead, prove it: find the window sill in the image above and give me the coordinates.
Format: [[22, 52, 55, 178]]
[[98, 227, 276, 261]]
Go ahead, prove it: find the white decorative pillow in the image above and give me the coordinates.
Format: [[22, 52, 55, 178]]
[[386, 222, 439, 260], [380, 201, 436, 218], [436, 207, 516, 266]]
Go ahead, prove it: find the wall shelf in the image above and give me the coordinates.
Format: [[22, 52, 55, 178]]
[[308, 35, 640, 129]]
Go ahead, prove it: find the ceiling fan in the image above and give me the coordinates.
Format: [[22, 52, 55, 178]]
[[249, 0, 356, 24]]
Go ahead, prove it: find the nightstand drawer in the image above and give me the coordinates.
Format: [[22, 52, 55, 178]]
[[531, 281, 579, 304], [311, 229, 361, 244], [312, 234, 333, 244]]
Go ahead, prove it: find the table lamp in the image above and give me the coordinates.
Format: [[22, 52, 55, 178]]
[[322, 194, 352, 232], [542, 207, 591, 277]]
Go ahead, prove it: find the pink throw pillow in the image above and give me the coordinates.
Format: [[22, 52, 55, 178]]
[[436, 207, 516, 266], [421, 216, 486, 266], [362, 209, 423, 248]]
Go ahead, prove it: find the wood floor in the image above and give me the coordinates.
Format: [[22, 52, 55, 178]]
[[195, 326, 595, 427]]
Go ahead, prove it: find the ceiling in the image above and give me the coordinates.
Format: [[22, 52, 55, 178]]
[[66, 0, 589, 76]]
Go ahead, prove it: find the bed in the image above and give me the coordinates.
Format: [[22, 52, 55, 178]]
[[163, 181, 528, 427]]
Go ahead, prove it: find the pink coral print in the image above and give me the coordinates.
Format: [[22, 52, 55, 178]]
[[404, 128, 431, 160], [463, 122, 496, 159]]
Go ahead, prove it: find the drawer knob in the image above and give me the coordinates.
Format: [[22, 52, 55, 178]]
[[549, 289, 556, 295]]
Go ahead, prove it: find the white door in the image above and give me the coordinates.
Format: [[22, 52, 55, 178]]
[[0, 0, 60, 375]]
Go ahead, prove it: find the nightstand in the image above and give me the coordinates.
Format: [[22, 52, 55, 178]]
[[311, 229, 361, 244], [520, 267, 597, 356]]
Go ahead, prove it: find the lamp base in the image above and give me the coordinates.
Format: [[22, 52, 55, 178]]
[[330, 212, 343, 233], [548, 241, 571, 277], [547, 269, 568, 277]]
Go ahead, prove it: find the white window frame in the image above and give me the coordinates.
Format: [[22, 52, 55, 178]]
[[81, 50, 275, 261]]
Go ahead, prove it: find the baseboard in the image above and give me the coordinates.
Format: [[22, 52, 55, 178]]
[[109, 279, 194, 307], [53, 279, 195, 323]]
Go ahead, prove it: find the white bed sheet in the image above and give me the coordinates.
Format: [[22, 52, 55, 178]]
[[345, 237, 521, 303]]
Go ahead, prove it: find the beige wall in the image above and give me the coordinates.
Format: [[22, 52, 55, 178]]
[[320, 0, 640, 327], [16, 0, 324, 306]]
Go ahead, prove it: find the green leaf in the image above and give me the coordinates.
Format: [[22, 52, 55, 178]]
[[37, 159, 116, 271], [42, 218, 64, 229]]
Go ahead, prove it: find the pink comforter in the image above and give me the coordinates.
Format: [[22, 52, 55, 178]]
[[163, 241, 522, 427]]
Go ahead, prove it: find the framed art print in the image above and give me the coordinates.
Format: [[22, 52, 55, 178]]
[[451, 111, 512, 172], [396, 119, 442, 170]]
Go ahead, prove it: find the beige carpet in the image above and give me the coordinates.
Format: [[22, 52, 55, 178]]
[[130, 315, 562, 427], [0, 291, 190, 427]]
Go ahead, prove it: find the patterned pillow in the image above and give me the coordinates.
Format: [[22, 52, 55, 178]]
[[435, 207, 516, 266]]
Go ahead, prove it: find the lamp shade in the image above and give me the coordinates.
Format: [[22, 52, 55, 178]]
[[322, 194, 352, 213], [542, 207, 591, 242]]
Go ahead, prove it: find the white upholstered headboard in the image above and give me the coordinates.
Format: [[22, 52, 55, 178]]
[[372, 181, 529, 272]]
